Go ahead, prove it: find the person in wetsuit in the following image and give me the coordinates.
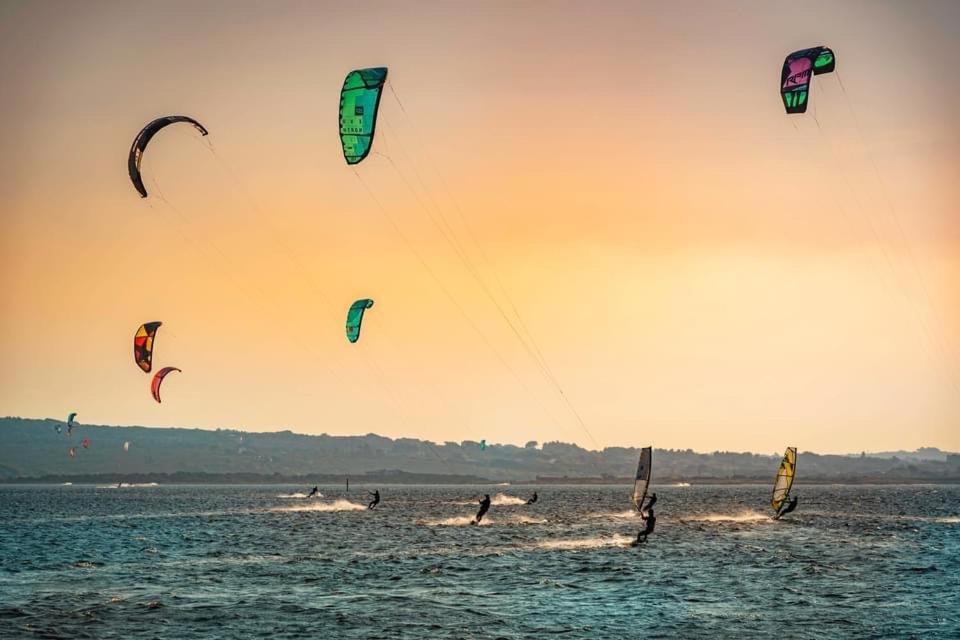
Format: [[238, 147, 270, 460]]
[[632, 507, 657, 546], [526, 492, 538, 505], [472, 494, 491, 525], [306, 486, 320, 498], [642, 492, 657, 514], [774, 496, 798, 520], [367, 489, 380, 510]]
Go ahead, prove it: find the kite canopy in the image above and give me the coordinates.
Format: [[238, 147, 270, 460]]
[[632, 446, 652, 512], [772, 447, 797, 512], [128, 116, 209, 197], [68, 447, 76, 458], [339, 68, 388, 164], [151, 366, 181, 403], [346, 299, 375, 343], [123, 441, 130, 452], [81, 438, 91, 449], [134, 322, 162, 373], [781, 47, 835, 114]]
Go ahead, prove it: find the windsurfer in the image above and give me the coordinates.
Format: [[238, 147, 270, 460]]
[[642, 492, 657, 514], [774, 496, 798, 520]]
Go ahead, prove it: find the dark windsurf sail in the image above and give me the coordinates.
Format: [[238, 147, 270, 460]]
[[632, 446, 652, 512]]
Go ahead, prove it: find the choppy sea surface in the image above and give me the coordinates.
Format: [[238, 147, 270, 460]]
[[1, 484, 958, 639]]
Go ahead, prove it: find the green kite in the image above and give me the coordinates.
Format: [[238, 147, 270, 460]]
[[339, 67, 388, 164], [346, 299, 375, 343]]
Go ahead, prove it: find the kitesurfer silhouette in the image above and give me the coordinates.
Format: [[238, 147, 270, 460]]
[[472, 494, 491, 525], [632, 507, 656, 546]]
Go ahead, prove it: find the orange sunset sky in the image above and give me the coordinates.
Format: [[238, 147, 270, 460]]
[[1, 0, 957, 453]]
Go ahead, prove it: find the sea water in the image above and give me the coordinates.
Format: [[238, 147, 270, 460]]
[[1, 484, 957, 638]]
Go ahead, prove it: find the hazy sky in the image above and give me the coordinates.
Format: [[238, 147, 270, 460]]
[[1, 0, 957, 453]]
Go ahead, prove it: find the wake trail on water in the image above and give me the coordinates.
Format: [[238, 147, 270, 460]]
[[534, 534, 635, 550], [276, 492, 323, 499], [271, 499, 365, 513], [511, 515, 548, 524], [420, 516, 482, 526], [684, 511, 771, 523], [448, 493, 528, 506], [588, 510, 640, 520], [97, 483, 159, 489], [418, 514, 546, 527], [798, 511, 960, 524]]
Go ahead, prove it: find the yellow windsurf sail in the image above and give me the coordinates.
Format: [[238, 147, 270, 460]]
[[771, 447, 797, 512]]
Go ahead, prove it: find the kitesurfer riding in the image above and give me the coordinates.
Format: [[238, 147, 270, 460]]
[[307, 486, 319, 498], [632, 507, 657, 546], [526, 492, 538, 505], [367, 489, 380, 510], [472, 494, 491, 525], [774, 496, 798, 520]]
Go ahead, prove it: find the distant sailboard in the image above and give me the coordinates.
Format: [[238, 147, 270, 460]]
[[632, 446, 652, 514], [771, 447, 797, 514]]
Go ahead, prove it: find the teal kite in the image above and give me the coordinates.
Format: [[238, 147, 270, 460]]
[[339, 67, 388, 164], [346, 299, 375, 343]]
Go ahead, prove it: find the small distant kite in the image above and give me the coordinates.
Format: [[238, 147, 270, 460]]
[[151, 366, 181, 403], [339, 68, 388, 165], [134, 322, 162, 373], [81, 438, 91, 449], [128, 116, 209, 198], [68, 447, 76, 458], [346, 299, 374, 343], [479, 440, 487, 451], [781, 46, 835, 114], [123, 441, 131, 452], [66, 412, 77, 436]]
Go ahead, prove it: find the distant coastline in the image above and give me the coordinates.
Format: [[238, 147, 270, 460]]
[[2, 473, 958, 486], [3, 417, 958, 484]]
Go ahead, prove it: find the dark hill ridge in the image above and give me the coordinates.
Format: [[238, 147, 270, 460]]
[[2, 417, 958, 483]]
